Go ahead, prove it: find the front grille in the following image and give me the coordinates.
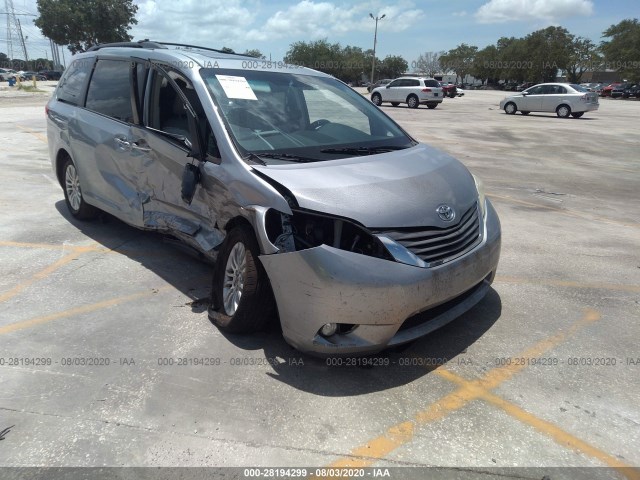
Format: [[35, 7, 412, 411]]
[[380, 203, 481, 266]]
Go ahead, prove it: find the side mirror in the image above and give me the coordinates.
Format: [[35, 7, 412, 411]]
[[181, 163, 201, 205], [522, 91, 529, 96], [386, 85, 391, 88]]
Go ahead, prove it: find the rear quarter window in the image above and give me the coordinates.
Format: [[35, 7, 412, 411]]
[[85, 59, 134, 123], [57, 58, 94, 105], [423, 80, 440, 88]]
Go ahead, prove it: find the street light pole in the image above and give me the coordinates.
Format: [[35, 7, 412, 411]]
[[369, 13, 385, 84]]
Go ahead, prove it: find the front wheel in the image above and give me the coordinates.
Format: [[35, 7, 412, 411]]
[[556, 104, 571, 118], [504, 102, 517, 115], [407, 95, 419, 109], [209, 225, 275, 333], [62, 157, 98, 220], [426, 102, 438, 109], [571, 112, 584, 118], [371, 93, 382, 106]]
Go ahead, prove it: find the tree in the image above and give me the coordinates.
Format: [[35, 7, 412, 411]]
[[470, 45, 499, 84], [414, 51, 444, 77], [522, 26, 574, 82], [284, 39, 371, 83], [34, 0, 138, 54], [601, 18, 640, 82], [242, 49, 265, 59], [566, 37, 600, 83], [378, 55, 408, 79], [220, 47, 235, 54], [439, 44, 478, 83]]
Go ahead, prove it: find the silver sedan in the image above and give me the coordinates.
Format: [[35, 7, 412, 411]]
[[499, 83, 599, 118]]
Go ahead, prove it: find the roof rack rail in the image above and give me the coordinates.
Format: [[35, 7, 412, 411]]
[[87, 40, 167, 51], [156, 42, 252, 57]]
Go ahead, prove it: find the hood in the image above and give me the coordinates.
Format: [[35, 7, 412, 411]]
[[252, 144, 478, 229]]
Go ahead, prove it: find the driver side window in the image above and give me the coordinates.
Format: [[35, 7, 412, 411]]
[[148, 69, 219, 158]]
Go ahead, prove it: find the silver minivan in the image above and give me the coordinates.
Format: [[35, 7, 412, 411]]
[[46, 41, 501, 356]]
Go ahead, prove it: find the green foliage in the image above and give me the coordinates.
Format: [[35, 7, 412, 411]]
[[566, 37, 600, 83], [601, 18, 640, 81], [440, 44, 478, 83], [285, 39, 382, 83], [242, 49, 265, 59], [34, 0, 138, 54], [378, 55, 408, 79], [220, 47, 235, 54]]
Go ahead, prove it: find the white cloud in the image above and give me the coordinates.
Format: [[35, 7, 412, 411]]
[[453, 10, 468, 17], [243, 1, 424, 42], [134, 0, 258, 48], [475, 0, 593, 24]]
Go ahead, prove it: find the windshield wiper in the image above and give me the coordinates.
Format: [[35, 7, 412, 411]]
[[251, 152, 321, 163], [320, 145, 410, 155]]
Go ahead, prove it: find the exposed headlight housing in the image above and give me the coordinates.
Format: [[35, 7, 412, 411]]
[[265, 208, 393, 261]]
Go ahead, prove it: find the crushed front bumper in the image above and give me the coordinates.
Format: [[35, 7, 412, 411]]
[[260, 201, 501, 356]]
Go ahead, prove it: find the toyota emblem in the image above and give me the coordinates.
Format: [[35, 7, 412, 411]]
[[436, 204, 456, 222]]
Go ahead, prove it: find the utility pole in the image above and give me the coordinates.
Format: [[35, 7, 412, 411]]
[[5, 0, 29, 61], [369, 13, 385, 84]]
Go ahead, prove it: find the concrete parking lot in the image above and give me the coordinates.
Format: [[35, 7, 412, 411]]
[[0, 88, 639, 479]]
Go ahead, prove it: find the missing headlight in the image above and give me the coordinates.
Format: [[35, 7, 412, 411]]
[[265, 208, 392, 261]]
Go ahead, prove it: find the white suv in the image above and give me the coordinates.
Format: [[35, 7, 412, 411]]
[[370, 77, 444, 109]]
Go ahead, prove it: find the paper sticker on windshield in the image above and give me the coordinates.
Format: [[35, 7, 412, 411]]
[[215, 75, 258, 100]]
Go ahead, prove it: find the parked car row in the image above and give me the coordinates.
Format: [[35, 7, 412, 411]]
[[500, 83, 599, 119], [0, 68, 62, 82]]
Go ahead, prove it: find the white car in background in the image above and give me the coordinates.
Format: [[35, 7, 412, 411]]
[[499, 83, 599, 118], [371, 77, 443, 109]]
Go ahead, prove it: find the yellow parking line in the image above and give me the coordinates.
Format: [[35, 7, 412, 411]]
[[15, 124, 47, 143], [0, 287, 169, 335], [496, 275, 640, 294], [436, 370, 640, 480], [327, 309, 600, 469], [488, 193, 640, 229], [0, 251, 81, 303]]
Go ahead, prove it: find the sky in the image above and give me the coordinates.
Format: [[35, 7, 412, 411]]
[[1, 0, 636, 65]]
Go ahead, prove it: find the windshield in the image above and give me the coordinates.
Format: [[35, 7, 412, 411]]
[[200, 68, 415, 163]]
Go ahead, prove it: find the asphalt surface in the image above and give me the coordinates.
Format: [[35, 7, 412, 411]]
[[0, 88, 639, 479]]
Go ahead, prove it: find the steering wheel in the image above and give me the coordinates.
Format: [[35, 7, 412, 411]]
[[309, 119, 330, 131]]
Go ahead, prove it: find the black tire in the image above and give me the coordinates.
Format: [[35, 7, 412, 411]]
[[556, 104, 571, 118], [571, 112, 584, 118], [407, 95, 419, 109], [391, 102, 400, 107], [521, 111, 530, 115], [504, 102, 517, 115], [61, 157, 99, 220], [209, 225, 275, 333], [371, 93, 382, 106], [448, 92, 456, 98], [426, 102, 438, 109]]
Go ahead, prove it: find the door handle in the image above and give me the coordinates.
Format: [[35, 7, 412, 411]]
[[114, 136, 131, 150], [131, 140, 152, 152]]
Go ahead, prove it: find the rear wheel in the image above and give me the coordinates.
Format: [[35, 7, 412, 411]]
[[62, 157, 98, 220], [504, 102, 517, 115], [571, 112, 584, 118], [407, 95, 419, 109], [556, 104, 571, 118], [521, 111, 530, 115], [426, 102, 438, 109], [209, 225, 275, 333], [371, 93, 382, 106]]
